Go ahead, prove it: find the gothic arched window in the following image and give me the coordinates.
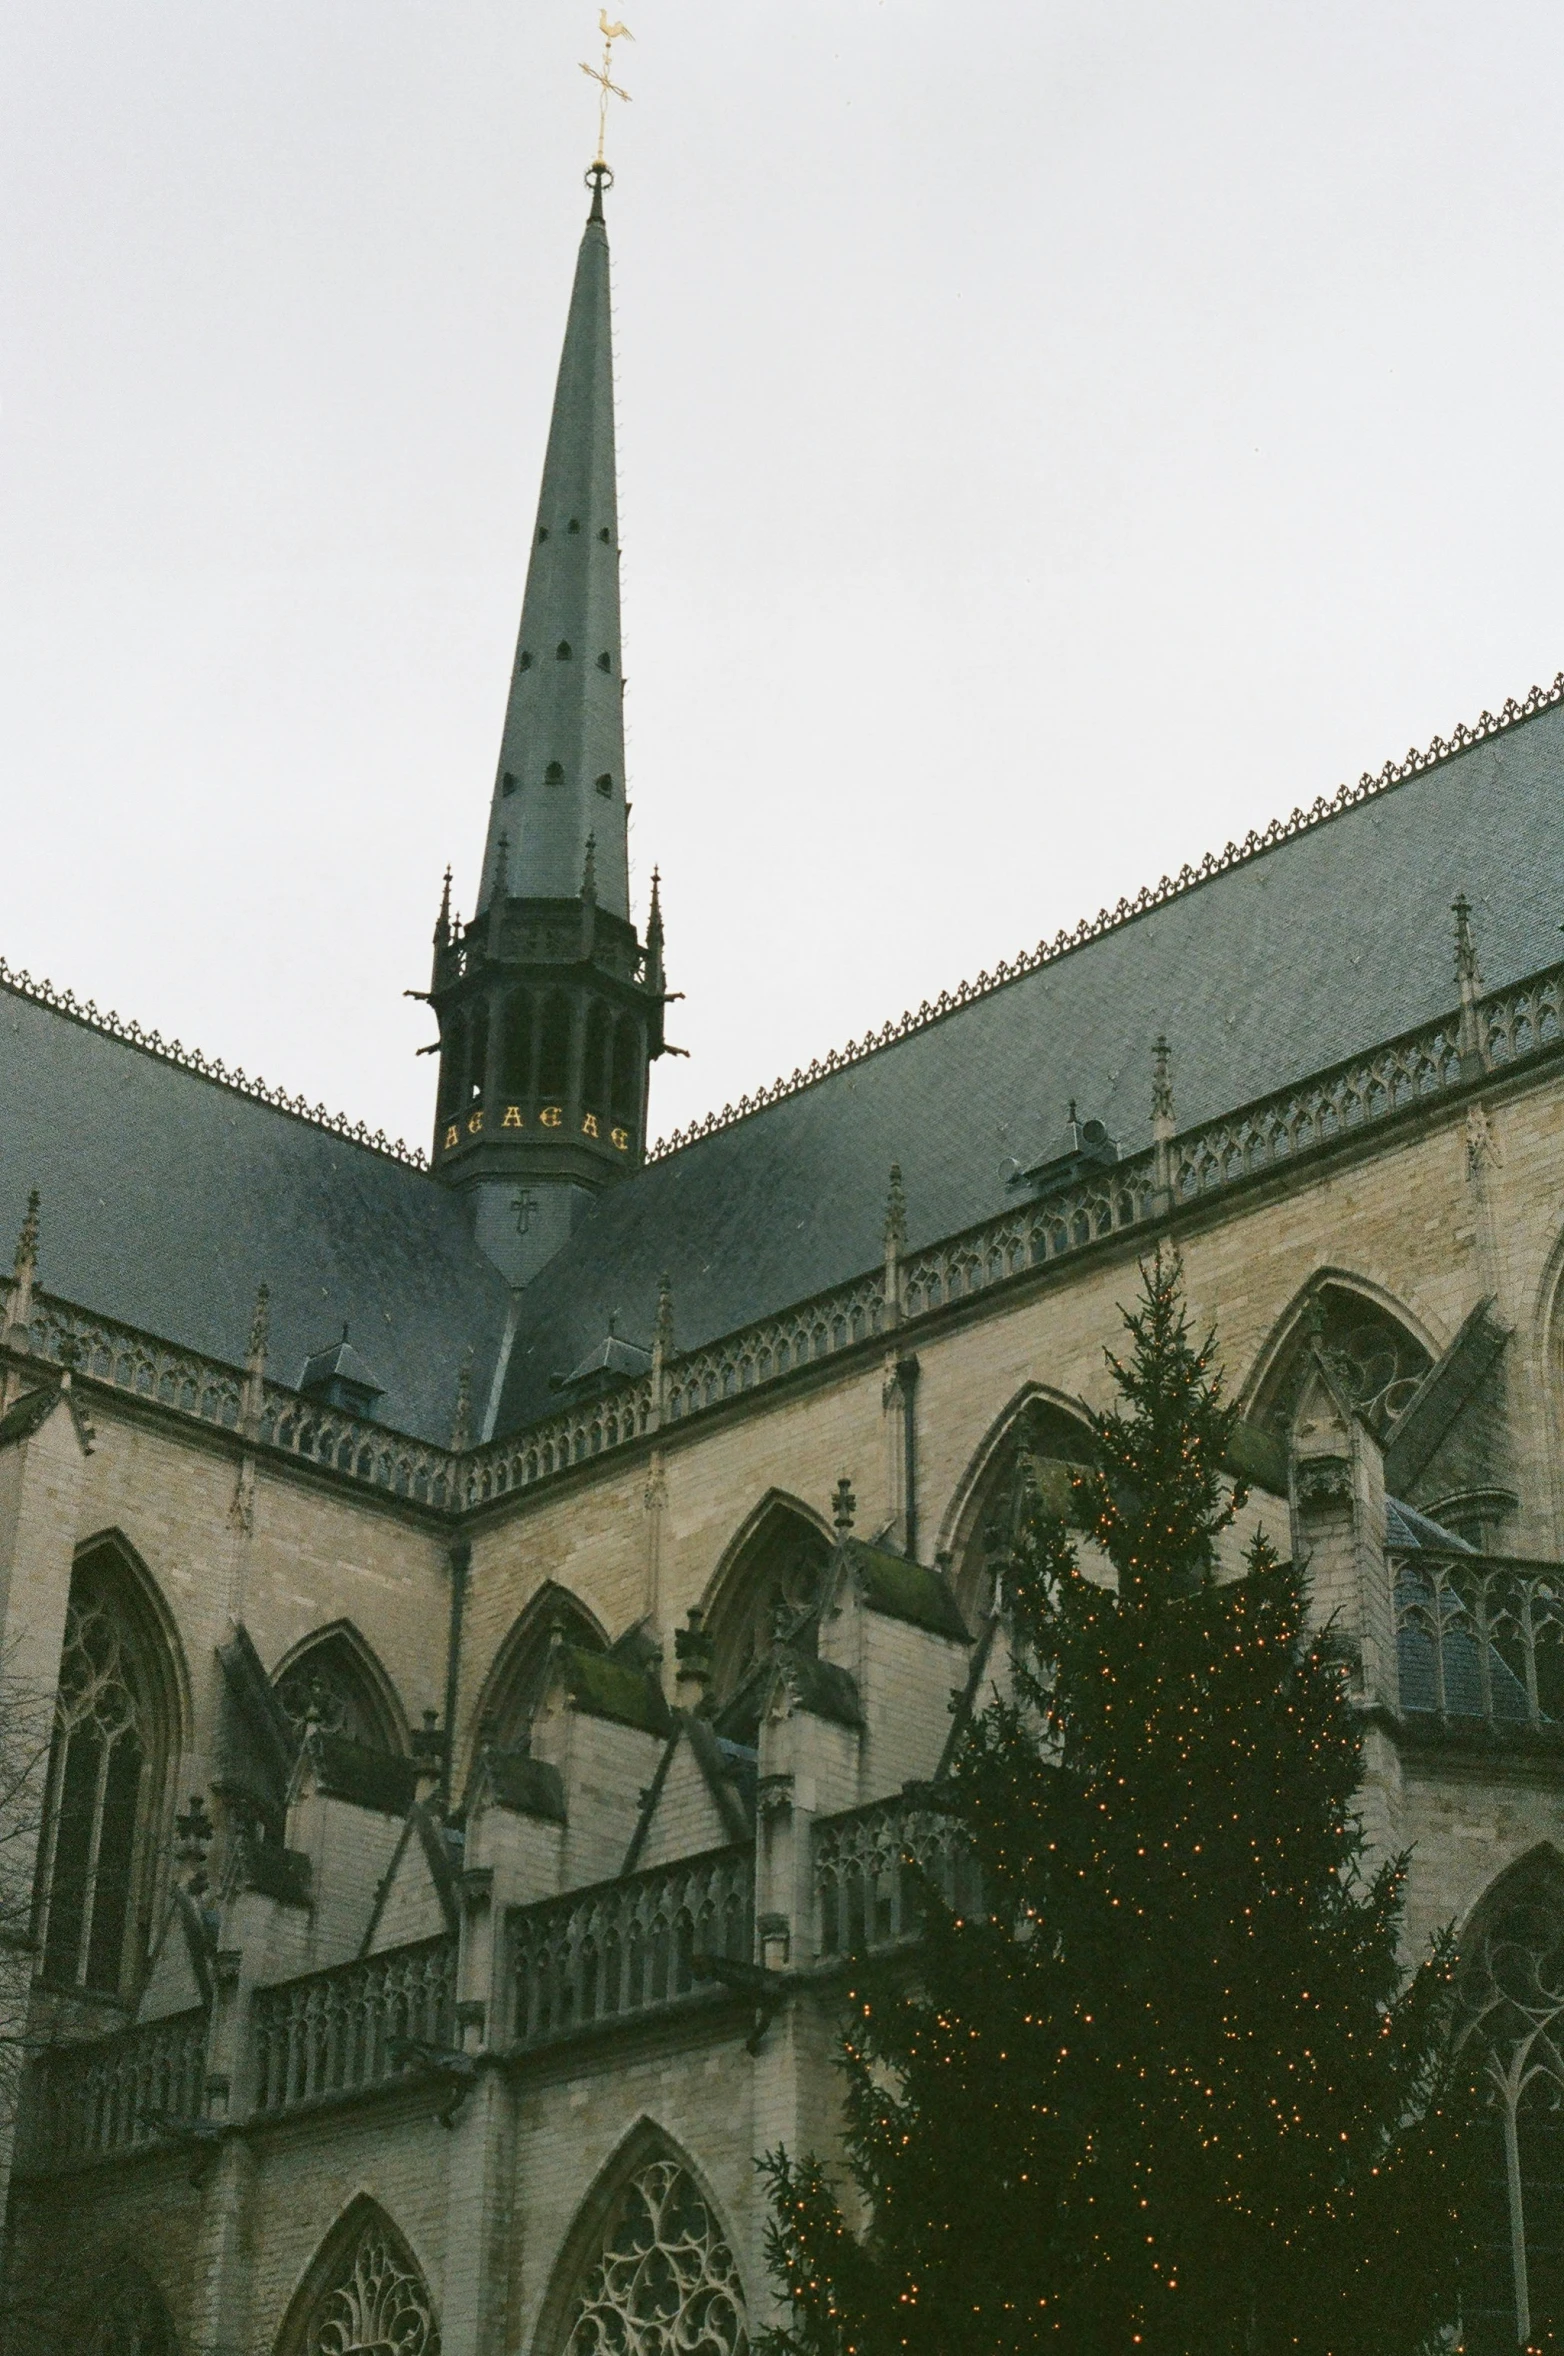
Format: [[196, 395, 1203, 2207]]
[[466, 1002, 489, 1107], [272, 1625, 407, 1755], [277, 2200, 439, 2356], [945, 1393, 1098, 1630], [557, 2150, 747, 2356], [1252, 1281, 1431, 1447], [438, 1015, 466, 1120], [705, 1498, 833, 1707], [611, 1016, 642, 1130], [76, 2262, 180, 2356], [501, 989, 533, 1098], [473, 1585, 607, 1761], [584, 1003, 613, 1116], [539, 994, 572, 1100], [1457, 1849, 1564, 2350], [35, 1543, 180, 2000]]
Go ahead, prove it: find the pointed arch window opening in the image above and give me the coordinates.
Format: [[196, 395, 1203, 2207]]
[[538, 993, 573, 1102], [556, 641, 574, 661], [76, 2264, 180, 2356], [546, 762, 566, 788], [611, 1015, 642, 1129], [438, 1015, 466, 1121], [285, 2208, 440, 2356], [501, 989, 534, 1100], [273, 1634, 404, 1756], [1255, 1283, 1432, 1446], [584, 1003, 613, 1119], [36, 1552, 174, 2000], [1458, 1859, 1564, 2350], [466, 1003, 489, 1108], [558, 2153, 748, 2356], [707, 1506, 834, 1712], [951, 1397, 1099, 1631]]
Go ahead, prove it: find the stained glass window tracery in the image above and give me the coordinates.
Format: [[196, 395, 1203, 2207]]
[[273, 1634, 397, 1753], [1458, 1857, 1564, 2350], [89, 2277, 179, 2356], [299, 2214, 439, 2356], [37, 1552, 169, 1997], [563, 2157, 748, 2356]]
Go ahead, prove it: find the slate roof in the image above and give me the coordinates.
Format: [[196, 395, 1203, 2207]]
[[0, 988, 510, 1443], [6, 698, 1564, 1457], [495, 704, 1564, 1428]]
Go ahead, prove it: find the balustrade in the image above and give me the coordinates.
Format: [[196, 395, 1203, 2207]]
[[32, 2005, 208, 2168], [814, 1793, 982, 1958], [252, 1936, 455, 2114], [13, 953, 1564, 1518], [1394, 1555, 1564, 1726], [510, 1845, 753, 2047]]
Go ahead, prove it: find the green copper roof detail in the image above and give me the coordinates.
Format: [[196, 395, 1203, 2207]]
[[480, 180, 629, 921]]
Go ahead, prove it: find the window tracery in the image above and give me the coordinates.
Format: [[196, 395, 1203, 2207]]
[[948, 1397, 1097, 1629], [1458, 1855, 1564, 2349], [37, 1550, 172, 1998], [1256, 1285, 1431, 1444], [273, 1631, 401, 1754], [297, 2215, 439, 2356], [83, 2268, 179, 2356], [563, 2156, 747, 2356], [706, 1504, 832, 1704]]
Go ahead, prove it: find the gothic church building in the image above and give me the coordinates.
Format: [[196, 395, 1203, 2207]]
[[3, 162, 1564, 2354]]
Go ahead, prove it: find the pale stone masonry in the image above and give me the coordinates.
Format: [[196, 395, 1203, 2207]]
[[5, 162, 1564, 2356]]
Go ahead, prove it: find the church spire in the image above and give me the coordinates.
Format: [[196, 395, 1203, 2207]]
[[479, 164, 627, 921], [425, 159, 667, 1284]]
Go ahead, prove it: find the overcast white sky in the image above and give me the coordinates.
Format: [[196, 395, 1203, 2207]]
[[3, 2, 1562, 1156]]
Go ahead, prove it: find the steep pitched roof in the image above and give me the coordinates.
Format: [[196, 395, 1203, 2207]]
[[478, 172, 629, 920], [0, 987, 509, 1443], [495, 701, 1564, 1428]]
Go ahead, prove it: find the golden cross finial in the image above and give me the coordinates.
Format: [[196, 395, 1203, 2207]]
[[581, 11, 633, 168]]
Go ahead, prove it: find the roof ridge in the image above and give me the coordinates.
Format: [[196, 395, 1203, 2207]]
[[0, 959, 429, 1172], [646, 670, 1564, 1162]]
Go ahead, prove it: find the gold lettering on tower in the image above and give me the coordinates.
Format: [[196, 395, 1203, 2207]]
[[502, 1105, 523, 1129], [582, 1113, 600, 1138], [467, 1110, 484, 1134], [611, 1126, 630, 1152], [540, 1105, 563, 1128], [444, 1125, 459, 1149]]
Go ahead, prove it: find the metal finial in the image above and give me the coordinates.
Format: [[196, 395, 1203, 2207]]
[[654, 1272, 675, 1356], [582, 833, 598, 901], [832, 1476, 856, 1537], [434, 865, 452, 946], [581, 10, 633, 173]]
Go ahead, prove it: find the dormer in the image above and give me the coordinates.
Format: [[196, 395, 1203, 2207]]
[[297, 1332, 386, 1420]]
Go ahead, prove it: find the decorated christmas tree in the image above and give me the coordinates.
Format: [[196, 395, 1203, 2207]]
[[761, 1251, 1474, 2356]]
